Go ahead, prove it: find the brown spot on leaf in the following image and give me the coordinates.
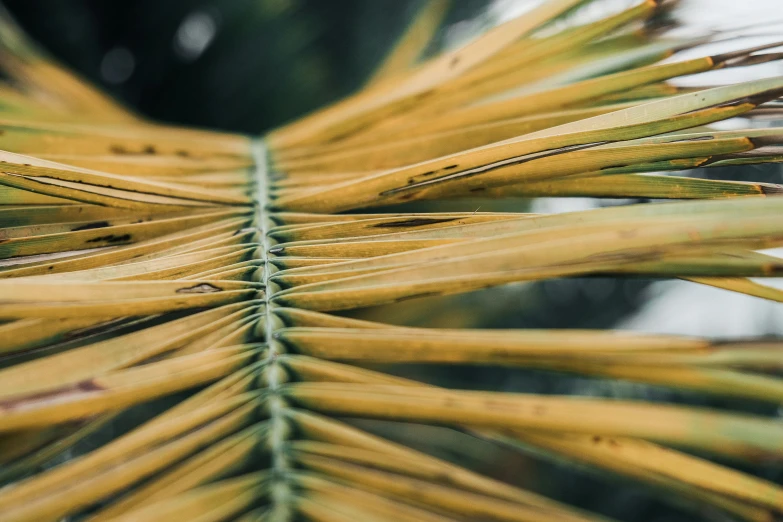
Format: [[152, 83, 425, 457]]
[[86, 234, 132, 244], [760, 184, 783, 195], [71, 221, 110, 232], [175, 283, 223, 294], [373, 217, 457, 228], [599, 164, 631, 171], [394, 291, 442, 302], [669, 135, 715, 143], [0, 379, 104, 411], [76, 380, 104, 392]]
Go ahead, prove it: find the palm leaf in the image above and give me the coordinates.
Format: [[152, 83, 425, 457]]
[[0, 1, 782, 521]]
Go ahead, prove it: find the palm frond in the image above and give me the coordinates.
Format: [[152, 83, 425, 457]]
[[0, 1, 782, 521]]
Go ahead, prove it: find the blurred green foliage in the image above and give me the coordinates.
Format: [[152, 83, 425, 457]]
[[4, 0, 486, 133]]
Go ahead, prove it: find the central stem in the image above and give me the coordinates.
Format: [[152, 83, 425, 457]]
[[252, 138, 292, 521]]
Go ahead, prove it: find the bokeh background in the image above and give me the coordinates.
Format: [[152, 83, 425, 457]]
[[5, 1, 782, 520]]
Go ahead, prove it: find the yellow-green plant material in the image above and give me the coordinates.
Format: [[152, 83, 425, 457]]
[[0, 1, 782, 521]]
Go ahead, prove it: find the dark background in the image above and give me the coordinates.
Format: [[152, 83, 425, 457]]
[[3, 0, 485, 133]]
